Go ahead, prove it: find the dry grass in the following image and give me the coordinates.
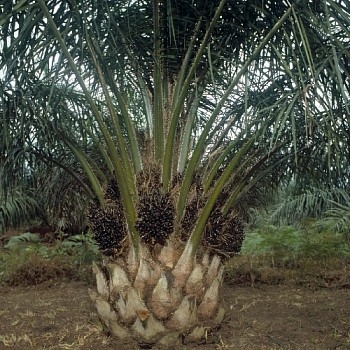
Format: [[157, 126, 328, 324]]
[[1, 252, 94, 287], [224, 254, 350, 289]]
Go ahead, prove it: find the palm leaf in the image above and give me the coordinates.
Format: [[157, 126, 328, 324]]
[[1, 0, 350, 254]]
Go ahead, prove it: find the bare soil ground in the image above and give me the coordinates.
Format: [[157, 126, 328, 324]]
[[0, 280, 349, 350]]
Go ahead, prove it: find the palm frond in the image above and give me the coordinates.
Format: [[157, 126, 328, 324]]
[[0, 188, 38, 233], [268, 187, 350, 226], [1, 0, 350, 256]]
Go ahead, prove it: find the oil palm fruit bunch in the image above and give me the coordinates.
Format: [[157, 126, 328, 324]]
[[204, 208, 244, 258], [135, 167, 174, 246], [135, 188, 174, 246], [87, 178, 126, 256]]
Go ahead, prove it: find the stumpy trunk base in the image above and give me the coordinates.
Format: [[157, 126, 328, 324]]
[[90, 244, 227, 348]]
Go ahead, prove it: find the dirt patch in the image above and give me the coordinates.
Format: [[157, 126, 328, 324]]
[[223, 286, 350, 350], [0, 281, 349, 350]]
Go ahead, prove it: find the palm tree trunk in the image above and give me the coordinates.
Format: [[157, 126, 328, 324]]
[[89, 240, 226, 348]]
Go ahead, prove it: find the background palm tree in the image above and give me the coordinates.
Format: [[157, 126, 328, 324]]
[[1, 0, 350, 347]]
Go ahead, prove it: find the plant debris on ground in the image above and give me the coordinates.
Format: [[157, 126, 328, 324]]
[[0, 281, 349, 350], [0, 227, 349, 349]]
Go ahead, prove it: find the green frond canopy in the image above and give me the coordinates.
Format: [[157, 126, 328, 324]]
[[1, 0, 349, 254]]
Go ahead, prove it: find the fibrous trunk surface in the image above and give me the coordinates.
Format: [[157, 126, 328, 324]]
[[90, 245, 226, 348]]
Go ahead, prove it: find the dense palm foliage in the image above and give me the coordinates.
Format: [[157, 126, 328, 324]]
[[1, 0, 350, 346], [265, 186, 350, 226]]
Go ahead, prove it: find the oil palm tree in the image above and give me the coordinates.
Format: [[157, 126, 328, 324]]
[[1, 0, 350, 347]]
